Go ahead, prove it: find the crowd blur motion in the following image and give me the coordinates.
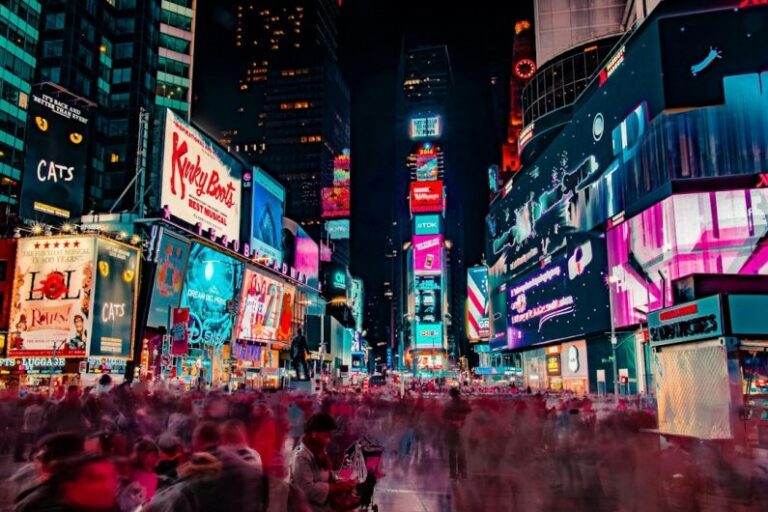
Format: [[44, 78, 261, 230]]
[[0, 377, 767, 512]]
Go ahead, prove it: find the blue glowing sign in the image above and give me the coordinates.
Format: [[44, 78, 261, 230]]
[[414, 322, 443, 349], [251, 166, 285, 266], [414, 214, 441, 236]]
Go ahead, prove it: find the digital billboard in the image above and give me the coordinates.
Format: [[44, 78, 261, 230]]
[[90, 239, 139, 358], [409, 115, 442, 139], [283, 218, 320, 289], [607, 189, 768, 328], [413, 214, 441, 236], [8, 237, 95, 358], [415, 276, 441, 324], [325, 219, 350, 240], [413, 235, 443, 274], [506, 240, 610, 350], [0, 240, 17, 331], [349, 278, 364, 332], [467, 266, 490, 341], [323, 262, 349, 301], [322, 152, 351, 218], [20, 88, 89, 222], [236, 267, 284, 343], [415, 153, 439, 181], [276, 284, 296, 343], [414, 322, 443, 349], [251, 166, 285, 265], [410, 181, 444, 214], [161, 109, 243, 242], [181, 243, 243, 348], [147, 230, 189, 328]]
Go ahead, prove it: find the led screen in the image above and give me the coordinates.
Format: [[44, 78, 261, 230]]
[[415, 153, 439, 181], [283, 218, 320, 289], [181, 243, 243, 348], [409, 115, 442, 139], [608, 189, 768, 327], [276, 284, 296, 342], [322, 152, 351, 218], [251, 166, 285, 266], [410, 181, 444, 214], [236, 267, 284, 343], [325, 219, 350, 240], [414, 322, 443, 349], [412, 235, 443, 274], [415, 276, 441, 323], [147, 230, 189, 329], [414, 214, 441, 236], [506, 240, 610, 350], [467, 266, 490, 341]]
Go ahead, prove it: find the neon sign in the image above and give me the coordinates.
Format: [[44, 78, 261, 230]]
[[599, 45, 625, 86]]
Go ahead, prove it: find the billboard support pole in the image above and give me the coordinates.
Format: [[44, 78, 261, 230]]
[[110, 108, 150, 215]]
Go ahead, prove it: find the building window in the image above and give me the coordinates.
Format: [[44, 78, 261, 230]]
[[43, 40, 63, 58], [113, 67, 132, 84], [44, 12, 66, 30]]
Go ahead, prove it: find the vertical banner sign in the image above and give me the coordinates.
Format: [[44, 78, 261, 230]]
[[321, 152, 351, 218], [467, 266, 490, 341], [147, 231, 190, 328], [0, 239, 17, 331], [8, 237, 95, 358], [161, 109, 242, 242], [170, 307, 190, 355], [20, 89, 89, 222], [237, 267, 284, 342], [251, 166, 285, 265], [90, 239, 139, 358]]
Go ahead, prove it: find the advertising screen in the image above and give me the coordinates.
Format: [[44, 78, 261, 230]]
[[237, 267, 284, 343], [161, 109, 243, 242], [349, 278, 364, 332], [8, 237, 95, 358], [414, 322, 443, 349], [283, 218, 320, 289], [607, 189, 768, 327], [414, 214, 441, 236], [325, 220, 350, 240], [0, 240, 16, 331], [181, 243, 243, 348], [276, 284, 296, 342], [409, 115, 442, 139], [415, 276, 441, 323], [20, 89, 89, 222], [413, 235, 443, 274], [90, 239, 139, 358], [506, 240, 610, 350], [410, 181, 443, 214], [467, 266, 490, 341], [251, 166, 285, 265], [415, 153, 439, 181], [147, 230, 189, 328], [322, 152, 351, 218], [323, 262, 349, 301]]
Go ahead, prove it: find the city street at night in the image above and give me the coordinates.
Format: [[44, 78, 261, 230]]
[[1, 0, 768, 510]]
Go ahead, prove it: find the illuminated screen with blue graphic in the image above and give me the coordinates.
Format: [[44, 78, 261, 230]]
[[251, 166, 285, 266], [505, 240, 609, 349], [414, 322, 443, 349], [181, 243, 243, 348]]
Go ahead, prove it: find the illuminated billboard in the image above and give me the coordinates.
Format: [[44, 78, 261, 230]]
[[8, 237, 95, 358], [251, 166, 285, 265], [147, 230, 189, 328], [413, 214, 441, 236], [409, 115, 442, 139], [415, 153, 439, 181], [415, 276, 441, 323], [349, 278, 364, 332], [413, 235, 443, 274], [181, 243, 243, 348], [410, 181, 444, 214], [467, 266, 490, 341], [90, 239, 139, 358], [607, 189, 768, 328], [283, 218, 320, 289], [325, 219, 350, 240], [276, 284, 296, 342], [408, 144, 444, 182], [0, 240, 16, 332], [236, 267, 284, 343], [322, 152, 351, 218], [414, 322, 443, 349], [20, 88, 89, 222], [506, 240, 610, 349], [161, 109, 243, 242]]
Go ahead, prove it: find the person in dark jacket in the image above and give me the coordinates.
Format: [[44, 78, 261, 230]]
[[443, 388, 471, 480], [290, 329, 310, 381]]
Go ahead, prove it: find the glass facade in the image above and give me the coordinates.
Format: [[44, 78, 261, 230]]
[[156, 0, 194, 119], [0, 0, 40, 207]]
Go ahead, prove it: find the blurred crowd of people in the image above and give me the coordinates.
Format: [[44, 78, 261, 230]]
[[0, 375, 766, 511]]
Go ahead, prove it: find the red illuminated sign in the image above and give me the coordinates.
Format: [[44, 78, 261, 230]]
[[410, 181, 444, 214], [740, 0, 768, 7]]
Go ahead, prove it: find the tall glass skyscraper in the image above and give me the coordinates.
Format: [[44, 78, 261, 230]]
[[156, 0, 195, 120]]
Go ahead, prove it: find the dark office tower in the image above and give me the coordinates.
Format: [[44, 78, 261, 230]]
[[204, 0, 350, 228], [403, 45, 452, 112], [36, 0, 161, 212]]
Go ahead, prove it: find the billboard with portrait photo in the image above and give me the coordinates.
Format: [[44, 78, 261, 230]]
[[276, 284, 296, 343], [90, 239, 139, 358], [8, 237, 95, 358], [251, 166, 285, 265], [237, 267, 284, 343], [161, 109, 243, 242], [20, 88, 90, 222]]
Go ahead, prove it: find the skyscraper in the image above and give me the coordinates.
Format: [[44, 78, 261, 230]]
[[156, 0, 196, 120], [403, 45, 452, 111], [202, 0, 350, 228], [0, 0, 41, 215]]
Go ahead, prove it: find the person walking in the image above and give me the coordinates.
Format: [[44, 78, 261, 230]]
[[290, 328, 310, 381], [443, 387, 471, 480]]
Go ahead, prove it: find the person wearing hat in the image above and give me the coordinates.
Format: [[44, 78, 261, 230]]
[[288, 413, 357, 511]]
